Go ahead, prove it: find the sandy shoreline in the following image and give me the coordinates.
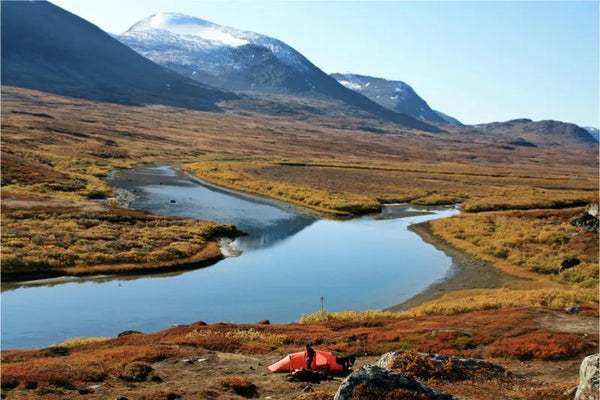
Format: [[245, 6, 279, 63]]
[[386, 221, 510, 312]]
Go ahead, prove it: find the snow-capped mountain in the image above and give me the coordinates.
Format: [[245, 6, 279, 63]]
[[119, 13, 442, 132], [583, 127, 599, 142], [119, 13, 311, 89], [331, 73, 460, 125]]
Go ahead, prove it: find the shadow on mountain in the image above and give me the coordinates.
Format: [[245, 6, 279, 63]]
[[1, 1, 236, 111]]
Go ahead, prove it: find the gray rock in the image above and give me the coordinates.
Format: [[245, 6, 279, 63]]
[[566, 306, 581, 315], [571, 213, 599, 233], [575, 353, 599, 400], [376, 351, 400, 369], [333, 365, 456, 400], [377, 351, 507, 379]]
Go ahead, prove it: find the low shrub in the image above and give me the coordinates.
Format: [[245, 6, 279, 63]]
[[487, 331, 591, 360], [118, 362, 153, 382], [300, 309, 398, 324], [415, 331, 477, 355], [387, 352, 470, 382], [220, 376, 258, 398]]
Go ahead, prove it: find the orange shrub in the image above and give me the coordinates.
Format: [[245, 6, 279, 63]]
[[487, 331, 591, 360], [579, 303, 599, 317], [415, 331, 478, 355], [173, 335, 241, 352]]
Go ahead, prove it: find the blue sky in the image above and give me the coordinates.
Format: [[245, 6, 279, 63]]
[[52, 0, 599, 127]]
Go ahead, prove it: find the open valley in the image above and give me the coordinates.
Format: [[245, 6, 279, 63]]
[[1, 2, 598, 399]]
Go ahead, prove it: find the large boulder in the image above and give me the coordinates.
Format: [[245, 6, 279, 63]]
[[333, 365, 456, 400], [575, 353, 599, 400], [377, 351, 508, 380]]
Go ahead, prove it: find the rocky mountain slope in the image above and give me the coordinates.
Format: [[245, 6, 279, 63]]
[[583, 126, 599, 142], [118, 13, 442, 132], [331, 73, 460, 125], [1, 1, 234, 111]]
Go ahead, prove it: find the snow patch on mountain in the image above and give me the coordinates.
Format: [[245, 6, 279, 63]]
[[140, 13, 250, 47], [120, 13, 310, 73], [331, 72, 459, 125], [338, 80, 362, 91]]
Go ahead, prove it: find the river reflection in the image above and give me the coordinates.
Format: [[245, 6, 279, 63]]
[[110, 166, 317, 251], [1, 166, 458, 349]]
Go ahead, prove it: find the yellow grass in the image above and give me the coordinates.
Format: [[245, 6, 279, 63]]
[[299, 309, 399, 324], [431, 209, 599, 288], [407, 288, 598, 316], [184, 159, 596, 216]]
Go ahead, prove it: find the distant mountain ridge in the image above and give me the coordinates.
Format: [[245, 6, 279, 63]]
[[330, 73, 461, 125], [471, 119, 597, 146], [119, 13, 442, 132], [1, 1, 234, 111]]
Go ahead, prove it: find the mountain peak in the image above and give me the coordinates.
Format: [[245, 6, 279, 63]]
[[125, 12, 252, 47]]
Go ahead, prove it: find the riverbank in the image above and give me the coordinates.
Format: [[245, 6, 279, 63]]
[[387, 221, 512, 312], [113, 164, 513, 312], [1, 196, 242, 282]]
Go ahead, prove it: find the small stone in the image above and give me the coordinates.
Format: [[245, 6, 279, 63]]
[[261, 373, 267, 376], [566, 306, 580, 315], [302, 386, 314, 393]]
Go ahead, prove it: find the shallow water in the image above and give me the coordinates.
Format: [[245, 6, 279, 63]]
[[1, 166, 458, 349]]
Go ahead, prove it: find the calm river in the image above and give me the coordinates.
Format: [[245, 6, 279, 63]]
[[1, 166, 458, 349]]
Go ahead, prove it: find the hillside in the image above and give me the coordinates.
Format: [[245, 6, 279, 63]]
[[1, 1, 234, 111], [467, 119, 597, 146], [331, 73, 457, 125]]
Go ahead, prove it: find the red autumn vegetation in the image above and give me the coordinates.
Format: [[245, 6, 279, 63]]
[[1, 306, 596, 399], [487, 330, 593, 361]]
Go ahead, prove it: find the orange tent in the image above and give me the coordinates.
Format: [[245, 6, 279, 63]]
[[268, 350, 344, 373]]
